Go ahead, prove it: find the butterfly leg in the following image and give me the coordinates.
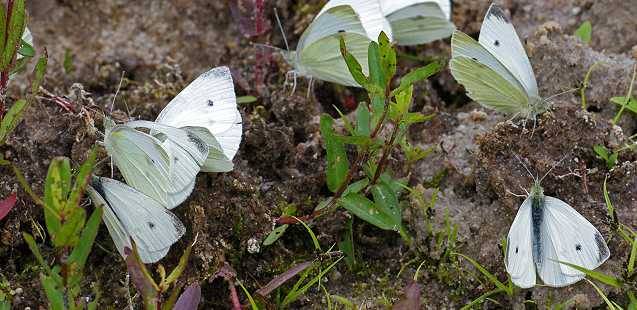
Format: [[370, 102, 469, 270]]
[[306, 77, 314, 98], [290, 71, 298, 96]]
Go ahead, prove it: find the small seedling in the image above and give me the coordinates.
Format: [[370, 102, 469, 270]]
[[612, 64, 636, 125], [22, 150, 103, 309], [276, 31, 440, 244], [593, 145, 618, 169], [574, 21, 592, 44]]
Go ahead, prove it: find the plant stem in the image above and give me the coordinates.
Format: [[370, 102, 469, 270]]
[[369, 119, 402, 186], [612, 64, 636, 125]]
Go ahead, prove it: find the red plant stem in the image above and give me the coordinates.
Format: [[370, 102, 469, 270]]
[[254, 0, 265, 35], [229, 282, 241, 310]]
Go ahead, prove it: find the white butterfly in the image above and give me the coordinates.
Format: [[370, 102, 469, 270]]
[[283, 0, 391, 87], [87, 177, 185, 263], [506, 167, 610, 288], [103, 66, 242, 208], [379, 0, 454, 46], [450, 4, 546, 120]]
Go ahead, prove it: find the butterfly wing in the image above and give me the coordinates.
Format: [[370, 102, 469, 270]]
[[505, 196, 536, 288], [478, 4, 538, 99], [318, 0, 392, 41], [185, 126, 236, 172], [542, 196, 610, 277], [92, 177, 185, 263], [105, 125, 172, 206], [87, 182, 177, 264], [156, 66, 239, 137], [294, 4, 372, 86], [450, 56, 530, 114], [380, 0, 454, 45]]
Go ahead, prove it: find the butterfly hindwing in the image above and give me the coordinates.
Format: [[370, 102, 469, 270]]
[[380, 0, 454, 45], [105, 125, 172, 206], [87, 178, 184, 263], [318, 0, 392, 42], [449, 55, 530, 114], [506, 196, 536, 288]]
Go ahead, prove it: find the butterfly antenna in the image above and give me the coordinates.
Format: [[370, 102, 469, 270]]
[[513, 153, 535, 181], [274, 7, 290, 51], [539, 150, 573, 183], [543, 87, 578, 104], [109, 71, 126, 114]]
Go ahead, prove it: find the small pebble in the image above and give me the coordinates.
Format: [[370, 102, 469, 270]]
[[247, 237, 260, 254]]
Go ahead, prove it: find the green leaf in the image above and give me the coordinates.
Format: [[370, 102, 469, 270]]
[[403, 112, 434, 125], [584, 279, 619, 310], [54, 206, 85, 247], [628, 234, 637, 276], [378, 31, 396, 81], [593, 144, 609, 160], [31, 51, 48, 95], [355, 103, 370, 137], [371, 183, 401, 225], [282, 257, 343, 306], [0, 6, 6, 55], [339, 35, 367, 87], [44, 157, 72, 241], [0, 99, 27, 146], [22, 232, 51, 274], [320, 114, 349, 192], [0, 0, 26, 70], [338, 218, 356, 270], [556, 260, 622, 288], [367, 41, 385, 90], [63, 48, 74, 74], [461, 288, 506, 310], [340, 193, 397, 230], [294, 216, 321, 251], [390, 85, 413, 121], [332, 135, 373, 146], [41, 274, 65, 310], [237, 95, 257, 105], [574, 21, 592, 44], [263, 224, 288, 246], [67, 148, 96, 211], [16, 40, 34, 57], [453, 252, 512, 294], [370, 95, 385, 130], [163, 242, 193, 287], [67, 207, 103, 287], [342, 178, 369, 197], [392, 61, 442, 96], [610, 96, 637, 114]]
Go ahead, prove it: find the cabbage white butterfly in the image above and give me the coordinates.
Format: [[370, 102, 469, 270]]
[[103, 66, 242, 208], [87, 177, 185, 263], [506, 158, 610, 288], [379, 0, 454, 45], [282, 0, 390, 87], [450, 4, 546, 120]]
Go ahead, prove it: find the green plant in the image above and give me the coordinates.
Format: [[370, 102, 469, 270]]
[[22, 149, 103, 309], [612, 64, 636, 125], [124, 240, 199, 310], [580, 61, 604, 110], [574, 21, 592, 44], [276, 31, 440, 244], [453, 239, 516, 309], [593, 144, 618, 169]]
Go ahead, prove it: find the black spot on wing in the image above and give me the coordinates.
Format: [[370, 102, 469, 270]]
[[338, 29, 345, 33], [515, 247, 519, 254], [575, 244, 582, 251], [594, 232, 609, 262], [187, 131, 208, 154], [494, 40, 500, 47], [148, 222, 155, 229], [487, 5, 510, 23], [208, 100, 214, 107]]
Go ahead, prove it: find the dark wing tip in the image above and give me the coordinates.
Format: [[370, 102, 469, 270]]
[[594, 232, 610, 262], [486, 4, 510, 23]]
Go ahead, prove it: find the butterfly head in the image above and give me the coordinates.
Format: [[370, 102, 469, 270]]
[[529, 178, 544, 200]]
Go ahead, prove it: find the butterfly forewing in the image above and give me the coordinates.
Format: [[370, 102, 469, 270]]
[[478, 4, 538, 98], [156, 66, 238, 136], [542, 196, 610, 276]]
